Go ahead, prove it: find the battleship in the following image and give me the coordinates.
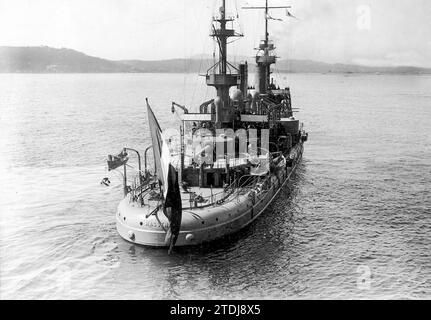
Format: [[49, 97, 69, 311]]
[[107, 0, 308, 252]]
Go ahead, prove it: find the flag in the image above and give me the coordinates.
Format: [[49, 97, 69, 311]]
[[147, 102, 169, 190], [266, 13, 283, 21], [146, 99, 182, 253], [107, 152, 128, 171], [163, 164, 182, 254], [286, 10, 298, 19]]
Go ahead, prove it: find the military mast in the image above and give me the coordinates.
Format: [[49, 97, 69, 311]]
[[243, 0, 291, 94], [206, 0, 242, 128]]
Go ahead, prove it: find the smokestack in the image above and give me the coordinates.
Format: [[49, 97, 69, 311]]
[[239, 61, 248, 98]]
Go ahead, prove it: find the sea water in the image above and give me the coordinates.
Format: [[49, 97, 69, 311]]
[[0, 73, 430, 299]]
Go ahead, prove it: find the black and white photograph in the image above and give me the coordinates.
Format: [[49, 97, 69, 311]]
[[0, 0, 430, 302]]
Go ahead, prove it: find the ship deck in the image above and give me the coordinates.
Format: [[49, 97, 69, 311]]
[[145, 186, 238, 209], [169, 154, 268, 170]]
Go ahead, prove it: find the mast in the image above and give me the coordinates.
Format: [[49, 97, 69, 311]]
[[220, 0, 227, 75], [206, 0, 242, 127], [243, 1, 291, 94], [265, 0, 268, 45]]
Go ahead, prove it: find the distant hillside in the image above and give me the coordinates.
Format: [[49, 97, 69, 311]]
[[1, 46, 430, 74], [121, 58, 431, 75], [119, 58, 215, 73], [275, 59, 431, 75], [0, 46, 139, 73]]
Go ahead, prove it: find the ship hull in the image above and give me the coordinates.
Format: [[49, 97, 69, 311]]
[[115, 142, 304, 247]]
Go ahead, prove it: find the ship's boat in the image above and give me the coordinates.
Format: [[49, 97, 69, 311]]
[[108, 0, 308, 252]]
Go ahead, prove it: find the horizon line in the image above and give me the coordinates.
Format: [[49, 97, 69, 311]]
[[1, 45, 430, 70]]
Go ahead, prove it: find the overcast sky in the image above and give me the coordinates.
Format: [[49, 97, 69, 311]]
[[0, 0, 430, 67]]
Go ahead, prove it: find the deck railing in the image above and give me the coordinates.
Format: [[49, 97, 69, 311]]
[[127, 158, 275, 208]]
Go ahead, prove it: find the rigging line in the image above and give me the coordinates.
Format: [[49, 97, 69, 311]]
[[230, 1, 238, 64], [191, 4, 214, 109], [183, 0, 187, 103], [191, 56, 204, 110], [227, 37, 242, 45], [186, 3, 202, 84], [173, 108, 183, 121], [203, 0, 217, 102], [233, 0, 239, 64], [213, 36, 216, 66], [212, 24, 224, 66], [235, 0, 244, 35]]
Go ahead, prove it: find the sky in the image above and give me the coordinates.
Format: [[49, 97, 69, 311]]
[[0, 0, 430, 67]]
